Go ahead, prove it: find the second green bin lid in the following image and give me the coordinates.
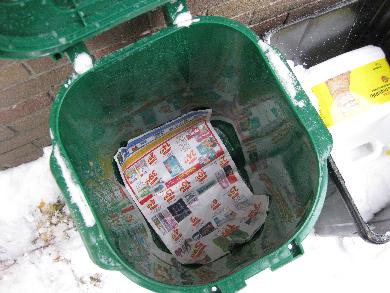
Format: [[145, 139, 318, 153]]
[[0, 0, 173, 59]]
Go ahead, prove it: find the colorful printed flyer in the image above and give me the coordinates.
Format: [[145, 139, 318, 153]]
[[115, 110, 269, 264]]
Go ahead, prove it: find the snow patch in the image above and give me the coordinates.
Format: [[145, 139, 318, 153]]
[[287, 60, 320, 111], [246, 234, 390, 293], [64, 73, 77, 88], [0, 147, 60, 261], [263, 32, 272, 45], [53, 145, 95, 227], [177, 3, 184, 12], [0, 148, 147, 293], [73, 52, 93, 74], [258, 40, 305, 108], [173, 11, 199, 27]]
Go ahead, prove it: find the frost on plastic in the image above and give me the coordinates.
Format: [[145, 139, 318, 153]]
[[258, 40, 305, 108], [53, 145, 95, 227]]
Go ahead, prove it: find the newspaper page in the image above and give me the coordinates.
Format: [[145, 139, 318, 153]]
[[115, 110, 269, 264]]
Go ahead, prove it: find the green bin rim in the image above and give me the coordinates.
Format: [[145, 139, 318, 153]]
[[49, 16, 331, 293]]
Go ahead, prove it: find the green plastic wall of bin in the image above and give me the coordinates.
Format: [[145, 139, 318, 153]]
[[48, 11, 332, 292]]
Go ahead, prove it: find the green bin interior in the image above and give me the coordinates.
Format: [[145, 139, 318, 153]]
[[49, 16, 332, 292]]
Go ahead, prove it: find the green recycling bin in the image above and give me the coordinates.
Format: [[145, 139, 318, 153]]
[[1, 1, 332, 292]]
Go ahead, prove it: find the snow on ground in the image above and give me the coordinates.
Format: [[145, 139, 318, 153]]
[[0, 147, 147, 293], [247, 235, 390, 292], [1, 147, 390, 292]]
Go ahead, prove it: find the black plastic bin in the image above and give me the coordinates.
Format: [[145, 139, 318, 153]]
[[267, 0, 390, 244]]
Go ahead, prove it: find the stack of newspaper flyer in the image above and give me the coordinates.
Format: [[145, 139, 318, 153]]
[[115, 109, 269, 264]]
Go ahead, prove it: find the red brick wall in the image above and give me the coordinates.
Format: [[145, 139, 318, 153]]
[[0, 0, 343, 169]]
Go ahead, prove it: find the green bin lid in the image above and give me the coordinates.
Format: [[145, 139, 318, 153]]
[[0, 0, 172, 59]]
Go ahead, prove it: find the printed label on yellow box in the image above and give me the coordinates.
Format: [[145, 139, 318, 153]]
[[312, 58, 390, 127]]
